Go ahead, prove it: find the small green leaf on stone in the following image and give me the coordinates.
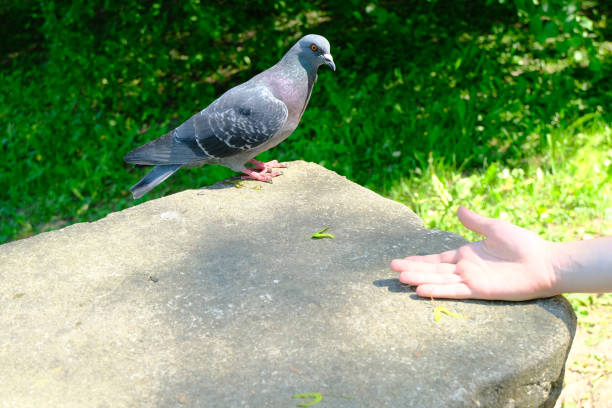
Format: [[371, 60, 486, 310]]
[[13, 293, 25, 299], [433, 306, 463, 322], [293, 393, 323, 407], [311, 227, 334, 240]]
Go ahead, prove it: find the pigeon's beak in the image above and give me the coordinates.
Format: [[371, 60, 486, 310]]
[[323, 53, 336, 72]]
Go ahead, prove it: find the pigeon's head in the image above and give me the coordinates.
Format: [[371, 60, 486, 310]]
[[296, 34, 335, 72]]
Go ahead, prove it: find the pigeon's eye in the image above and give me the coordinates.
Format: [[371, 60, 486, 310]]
[[310, 44, 318, 52]]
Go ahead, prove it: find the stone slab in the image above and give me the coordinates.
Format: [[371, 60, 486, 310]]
[[0, 161, 575, 407]]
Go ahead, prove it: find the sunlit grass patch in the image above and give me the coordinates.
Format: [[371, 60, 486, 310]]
[[387, 119, 611, 243]]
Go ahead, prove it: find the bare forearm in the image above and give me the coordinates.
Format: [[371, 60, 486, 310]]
[[550, 236, 612, 294]]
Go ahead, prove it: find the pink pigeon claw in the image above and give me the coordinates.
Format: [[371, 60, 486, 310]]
[[249, 159, 288, 172], [240, 168, 281, 183]]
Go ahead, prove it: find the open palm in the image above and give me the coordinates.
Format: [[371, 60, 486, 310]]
[[391, 206, 558, 300]]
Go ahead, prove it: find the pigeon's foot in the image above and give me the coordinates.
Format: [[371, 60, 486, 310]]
[[249, 159, 288, 172], [241, 168, 282, 183]]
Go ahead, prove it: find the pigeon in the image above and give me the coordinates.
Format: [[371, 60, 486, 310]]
[[124, 34, 335, 199]]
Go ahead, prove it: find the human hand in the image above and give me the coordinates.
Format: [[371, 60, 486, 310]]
[[390, 206, 558, 300]]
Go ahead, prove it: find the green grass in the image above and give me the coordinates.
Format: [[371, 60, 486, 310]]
[[387, 119, 612, 242], [1, 0, 610, 243]]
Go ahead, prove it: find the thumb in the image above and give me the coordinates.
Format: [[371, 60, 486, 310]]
[[457, 206, 495, 237]]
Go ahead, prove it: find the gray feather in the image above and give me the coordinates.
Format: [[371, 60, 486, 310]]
[[129, 164, 182, 199], [124, 129, 203, 165]]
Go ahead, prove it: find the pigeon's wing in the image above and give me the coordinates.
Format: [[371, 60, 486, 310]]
[[124, 86, 288, 165], [191, 85, 289, 158]]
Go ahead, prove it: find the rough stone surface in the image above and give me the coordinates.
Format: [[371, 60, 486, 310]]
[[0, 161, 575, 407]]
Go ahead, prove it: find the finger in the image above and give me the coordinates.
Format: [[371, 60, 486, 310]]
[[391, 258, 419, 272], [392, 259, 456, 274], [399, 270, 462, 286], [403, 249, 460, 264], [457, 206, 496, 237], [415, 283, 473, 299], [390, 258, 406, 272]]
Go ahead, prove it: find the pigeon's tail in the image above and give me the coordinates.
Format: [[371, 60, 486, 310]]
[[124, 124, 209, 165], [129, 164, 182, 199], [124, 132, 176, 165]]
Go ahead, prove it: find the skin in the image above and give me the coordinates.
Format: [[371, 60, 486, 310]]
[[390, 206, 612, 301]]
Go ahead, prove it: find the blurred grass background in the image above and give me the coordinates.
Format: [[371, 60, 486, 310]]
[[1, 0, 609, 243], [1, 1, 611, 405]]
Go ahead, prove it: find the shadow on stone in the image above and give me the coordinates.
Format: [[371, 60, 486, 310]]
[[372, 278, 415, 293]]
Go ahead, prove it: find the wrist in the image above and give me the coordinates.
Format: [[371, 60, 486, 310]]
[[547, 241, 571, 295], [546, 237, 612, 294]]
